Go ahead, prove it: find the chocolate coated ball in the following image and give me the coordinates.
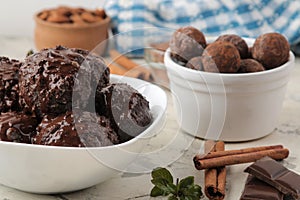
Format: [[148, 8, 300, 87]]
[[238, 59, 265, 73], [96, 83, 152, 142], [34, 111, 119, 147], [0, 57, 22, 113], [0, 112, 38, 143], [216, 34, 249, 59], [202, 41, 241, 73], [252, 32, 290, 69], [170, 26, 206, 63], [19, 46, 110, 118]]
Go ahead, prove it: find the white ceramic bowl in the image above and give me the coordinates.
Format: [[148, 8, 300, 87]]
[[0, 75, 167, 194], [164, 38, 295, 142]]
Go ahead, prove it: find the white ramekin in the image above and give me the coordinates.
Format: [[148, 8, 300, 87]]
[[164, 38, 295, 141]]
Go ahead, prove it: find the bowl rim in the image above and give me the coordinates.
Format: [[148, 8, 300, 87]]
[[164, 36, 295, 78], [34, 12, 111, 29], [0, 74, 167, 151]]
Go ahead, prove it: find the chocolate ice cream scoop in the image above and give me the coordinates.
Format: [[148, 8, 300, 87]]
[[238, 59, 265, 73], [19, 45, 110, 118], [202, 41, 241, 73], [0, 112, 38, 143], [216, 34, 249, 59], [169, 26, 206, 63], [252, 32, 290, 69], [96, 83, 152, 142], [34, 111, 119, 147], [0, 57, 22, 113]]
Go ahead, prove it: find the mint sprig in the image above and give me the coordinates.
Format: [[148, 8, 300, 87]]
[[150, 167, 203, 200]]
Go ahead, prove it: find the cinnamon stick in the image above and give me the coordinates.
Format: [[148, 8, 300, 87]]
[[204, 141, 226, 200], [109, 49, 139, 70], [196, 145, 283, 160], [109, 49, 154, 82], [194, 146, 289, 170], [105, 58, 154, 82]]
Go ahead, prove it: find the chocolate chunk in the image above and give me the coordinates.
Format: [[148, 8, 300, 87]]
[[95, 83, 152, 142], [0, 57, 22, 113], [216, 34, 249, 59], [169, 26, 206, 63], [0, 112, 38, 143], [252, 32, 290, 69], [202, 41, 241, 73], [238, 59, 265, 73], [240, 175, 284, 200], [34, 111, 119, 147], [19, 45, 110, 118], [244, 157, 300, 199]]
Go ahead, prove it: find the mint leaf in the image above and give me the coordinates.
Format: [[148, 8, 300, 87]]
[[178, 177, 203, 200], [150, 186, 165, 197], [179, 176, 194, 190], [151, 178, 176, 194], [151, 167, 173, 183], [150, 168, 203, 200], [180, 185, 203, 200]]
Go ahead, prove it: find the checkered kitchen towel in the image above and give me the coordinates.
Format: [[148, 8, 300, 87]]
[[104, 0, 300, 56]]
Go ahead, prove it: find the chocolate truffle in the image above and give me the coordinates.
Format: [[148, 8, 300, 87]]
[[0, 112, 38, 143], [186, 56, 203, 71], [19, 45, 110, 118], [0, 57, 22, 113], [202, 41, 241, 73], [34, 111, 119, 147], [96, 83, 152, 142], [216, 34, 249, 59], [252, 32, 290, 69], [169, 26, 206, 63], [238, 59, 265, 73]]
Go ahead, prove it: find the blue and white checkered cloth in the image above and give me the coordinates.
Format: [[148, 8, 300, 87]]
[[104, 0, 300, 56]]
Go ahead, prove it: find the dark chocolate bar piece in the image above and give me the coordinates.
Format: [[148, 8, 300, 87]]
[[244, 157, 300, 199], [240, 175, 284, 200]]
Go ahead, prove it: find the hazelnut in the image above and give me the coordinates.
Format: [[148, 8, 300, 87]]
[[169, 26, 206, 63], [252, 32, 290, 69], [186, 56, 203, 71], [238, 59, 265, 73], [202, 41, 241, 73], [216, 34, 249, 59]]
